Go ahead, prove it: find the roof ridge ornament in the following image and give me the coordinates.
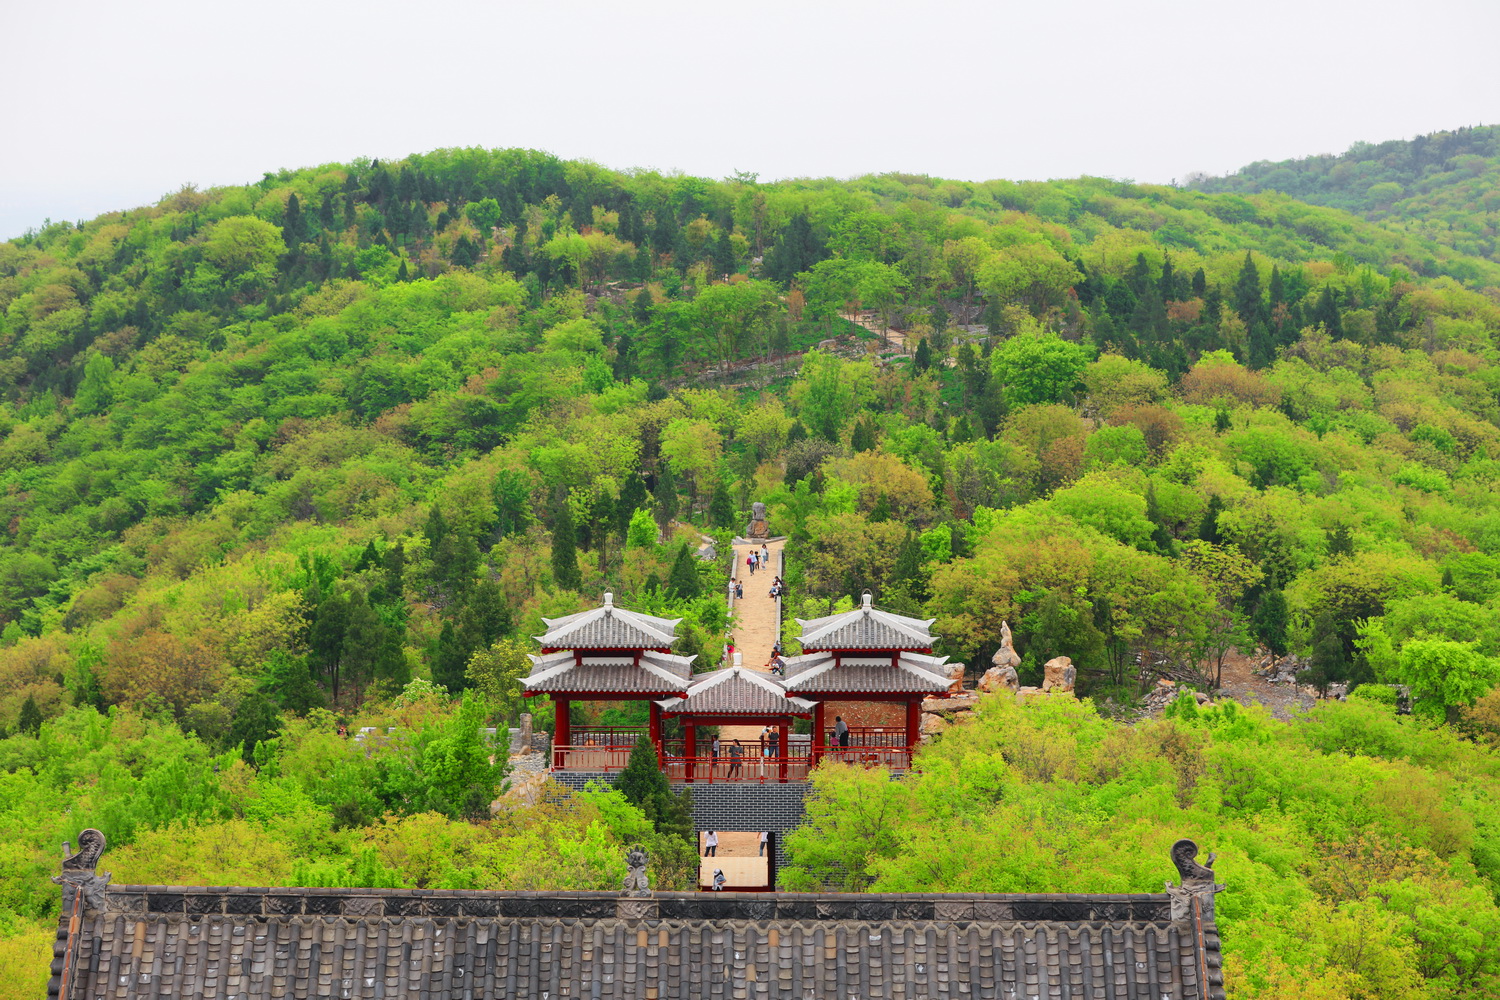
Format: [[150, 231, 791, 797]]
[[1165, 838, 1225, 921], [622, 847, 652, 897], [52, 828, 111, 911], [862, 590, 873, 612]]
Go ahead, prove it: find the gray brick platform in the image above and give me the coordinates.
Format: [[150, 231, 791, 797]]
[[552, 773, 809, 885]]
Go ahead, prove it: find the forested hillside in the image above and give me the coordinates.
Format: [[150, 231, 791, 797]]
[[1191, 124, 1500, 266], [4, 147, 1500, 998]]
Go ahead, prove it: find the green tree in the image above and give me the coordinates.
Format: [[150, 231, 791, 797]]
[[1252, 588, 1289, 656], [708, 484, 735, 529], [1397, 639, 1500, 721], [990, 328, 1092, 408], [667, 544, 702, 599], [17, 693, 41, 736], [551, 498, 581, 591], [74, 352, 115, 415]]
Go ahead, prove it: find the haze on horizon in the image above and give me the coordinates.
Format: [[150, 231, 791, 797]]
[[4, 0, 1498, 241]]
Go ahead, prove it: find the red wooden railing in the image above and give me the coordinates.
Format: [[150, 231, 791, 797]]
[[549, 744, 912, 781]]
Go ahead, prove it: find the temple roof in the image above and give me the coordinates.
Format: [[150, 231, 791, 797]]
[[781, 650, 953, 695], [657, 667, 815, 717], [523, 648, 695, 695], [797, 593, 936, 651], [47, 832, 1227, 1000], [536, 593, 681, 649], [51, 885, 1225, 1000]]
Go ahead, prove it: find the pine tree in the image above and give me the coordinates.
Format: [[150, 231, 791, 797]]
[[913, 338, 932, 374], [616, 474, 649, 538], [667, 544, 702, 599], [1327, 524, 1354, 559], [850, 417, 876, 453], [1198, 495, 1224, 544], [341, 589, 388, 691], [1232, 252, 1263, 326], [1313, 286, 1344, 339], [551, 498, 581, 591], [397, 259, 409, 282], [17, 694, 41, 736], [891, 531, 929, 601], [1214, 408, 1231, 434], [708, 484, 735, 530], [1144, 481, 1173, 552], [652, 465, 677, 532], [451, 235, 478, 268], [283, 193, 305, 248], [433, 621, 468, 692], [226, 692, 282, 764], [423, 505, 448, 550], [1252, 589, 1289, 656], [712, 232, 735, 276]]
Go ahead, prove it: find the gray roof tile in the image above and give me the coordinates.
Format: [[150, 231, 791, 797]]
[[797, 594, 935, 651], [58, 886, 1224, 1000], [538, 594, 681, 649], [657, 668, 815, 717]]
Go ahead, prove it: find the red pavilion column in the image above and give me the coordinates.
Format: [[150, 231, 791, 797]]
[[649, 701, 663, 768], [685, 722, 697, 783], [812, 702, 826, 765], [905, 698, 922, 767], [553, 698, 570, 770], [778, 723, 790, 782]]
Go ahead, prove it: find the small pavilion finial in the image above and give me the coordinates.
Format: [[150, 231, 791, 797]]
[[603, 592, 614, 609], [861, 590, 872, 611]]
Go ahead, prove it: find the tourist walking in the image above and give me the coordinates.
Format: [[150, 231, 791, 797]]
[[835, 715, 849, 749], [735, 580, 743, 599], [748, 551, 757, 575], [712, 868, 726, 891], [760, 543, 769, 565], [759, 831, 769, 857], [704, 831, 718, 857]]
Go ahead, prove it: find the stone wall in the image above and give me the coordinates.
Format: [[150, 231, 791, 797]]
[[551, 773, 810, 886]]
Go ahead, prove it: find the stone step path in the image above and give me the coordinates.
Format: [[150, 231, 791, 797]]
[[698, 536, 785, 886]]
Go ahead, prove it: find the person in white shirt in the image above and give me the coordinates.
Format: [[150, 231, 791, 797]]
[[759, 831, 769, 857], [704, 831, 718, 857]]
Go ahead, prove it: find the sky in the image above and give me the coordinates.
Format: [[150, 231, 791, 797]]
[[4, 0, 1499, 240]]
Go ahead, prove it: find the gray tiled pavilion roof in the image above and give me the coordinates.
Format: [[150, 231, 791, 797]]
[[782, 650, 954, 695], [52, 885, 1226, 1000], [656, 667, 816, 717], [797, 592, 936, 651], [537, 593, 681, 649], [523, 649, 695, 696]]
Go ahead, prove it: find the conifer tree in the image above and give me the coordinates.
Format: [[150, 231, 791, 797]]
[[283, 193, 306, 248], [17, 694, 41, 736], [433, 621, 468, 692], [913, 338, 932, 374], [708, 484, 735, 530], [667, 544, 701, 599], [551, 498, 581, 591], [652, 465, 677, 532], [850, 417, 876, 453], [1252, 588, 1289, 656], [451, 235, 478, 268], [1198, 496, 1224, 544]]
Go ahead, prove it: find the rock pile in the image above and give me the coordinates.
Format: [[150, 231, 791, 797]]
[[1251, 653, 1303, 685], [1141, 678, 1213, 713]]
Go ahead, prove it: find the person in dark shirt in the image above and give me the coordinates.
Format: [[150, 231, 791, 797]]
[[728, 740, 744, 777]]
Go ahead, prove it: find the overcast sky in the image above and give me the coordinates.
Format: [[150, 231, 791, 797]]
[[4, 0, 1498, 240]]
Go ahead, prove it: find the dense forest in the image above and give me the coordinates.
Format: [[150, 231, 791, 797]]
[[1191, 124, 1500, 266], [4, 140, 1500, 998]]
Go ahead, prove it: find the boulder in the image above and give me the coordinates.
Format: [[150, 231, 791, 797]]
[[978, 664, 1020, 694], [991, 621, 1022, 669], [921, 714, 952, 735], [946, 661, 966, 695], [1042, 656, 1076, 693], [491, 771, 551, 814], [1015, 686, 1046, 704], [922, 696, 978, 713]]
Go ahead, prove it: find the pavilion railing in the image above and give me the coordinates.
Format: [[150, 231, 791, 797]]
[[549, 745, 913, 781]]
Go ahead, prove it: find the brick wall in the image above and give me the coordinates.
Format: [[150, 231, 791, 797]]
[[551, 773, 810, 886]]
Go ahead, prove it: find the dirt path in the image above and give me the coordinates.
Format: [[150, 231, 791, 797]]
[[849, 310, 907, 353]]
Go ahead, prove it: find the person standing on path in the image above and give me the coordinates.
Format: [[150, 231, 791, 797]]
[[759, 831, 769, 857], [704, 831, 718, 857], [760, 543, 769, 566], [748, 551, 757, 575]]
